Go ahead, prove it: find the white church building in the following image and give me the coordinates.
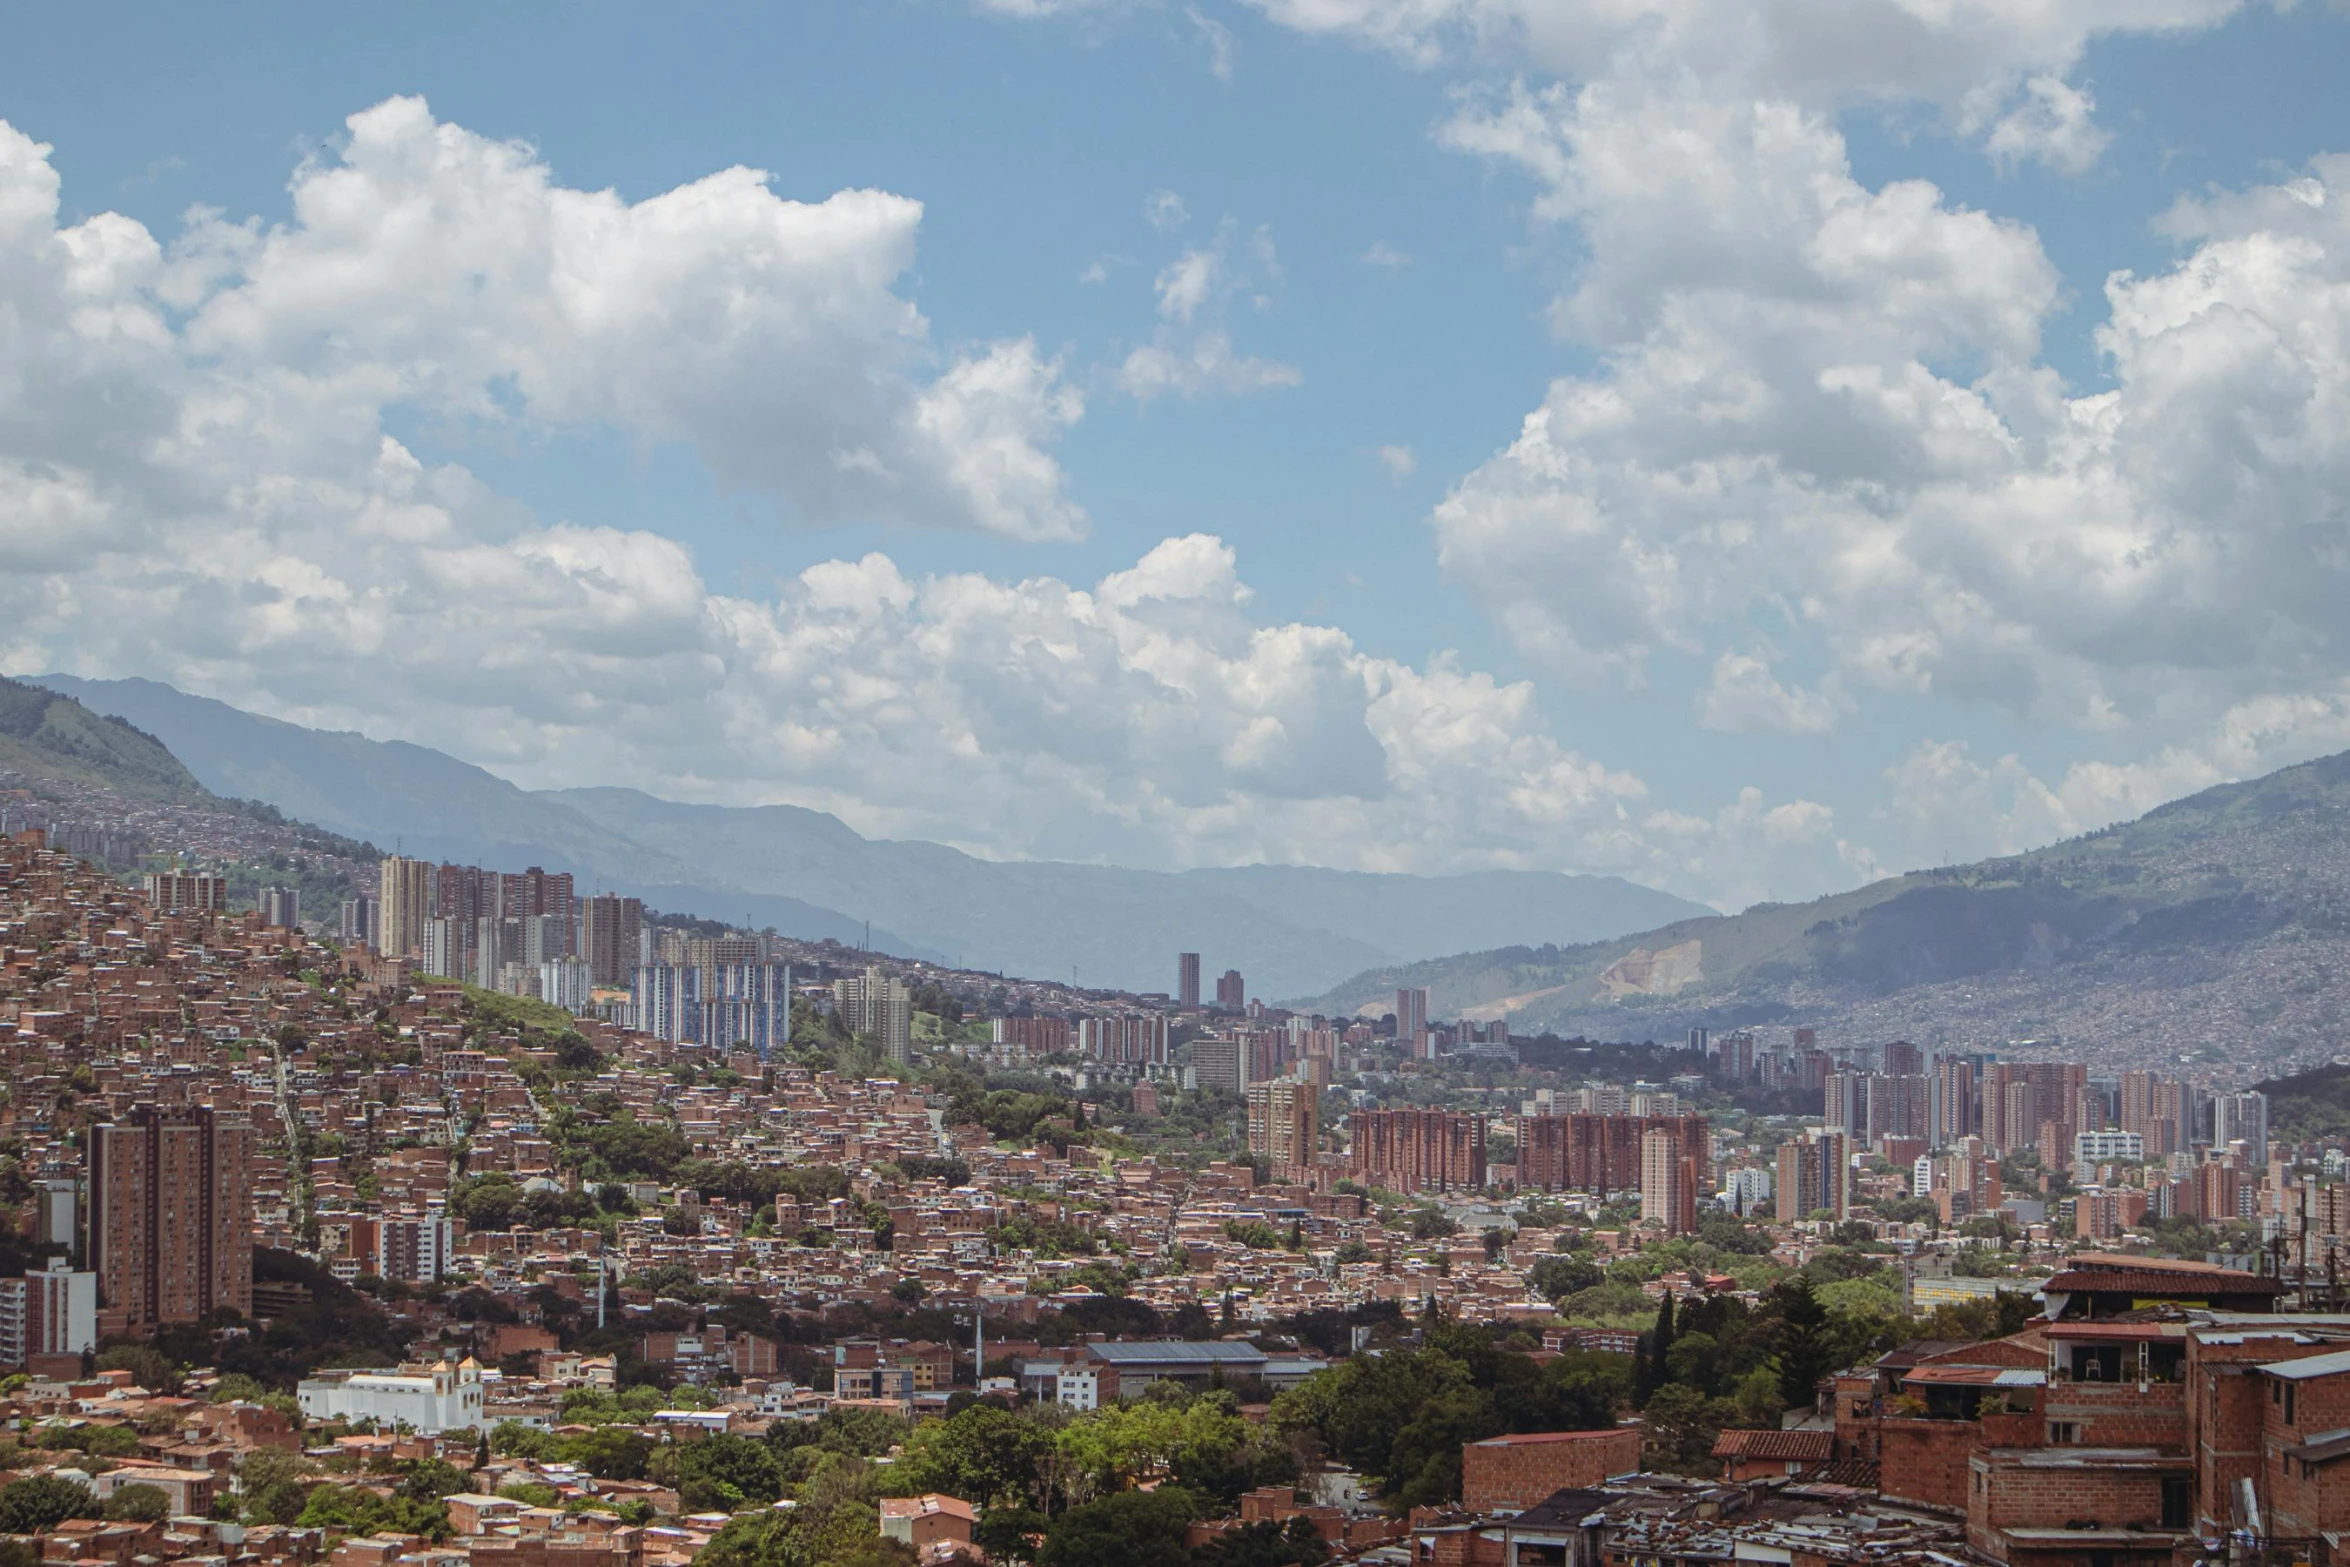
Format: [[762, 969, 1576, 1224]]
[[298, 1357, 486, 1433]]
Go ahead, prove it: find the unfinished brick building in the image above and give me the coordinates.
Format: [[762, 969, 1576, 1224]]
[[1460, 1428, 1643, 1510], [1825, 1292, 2350, 1563]]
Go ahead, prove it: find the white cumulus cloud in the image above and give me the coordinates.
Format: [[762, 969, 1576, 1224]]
[[1119, 219, 1301, 401], [0, 97, 1876, 909]]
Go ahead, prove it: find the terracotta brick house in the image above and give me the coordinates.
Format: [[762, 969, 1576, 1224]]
[[2256, 1345, 2350, 1537], [1460, 1428, 1643, 1510], [1710, 1427, 1833, 1482], [1967, 1446, 2193, 1567]]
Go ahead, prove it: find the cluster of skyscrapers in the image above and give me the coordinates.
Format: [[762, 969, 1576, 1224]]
[[1175, 952, 1247, 1012], [367, 856, 650, 1013], [634, 956, 795, 1060]]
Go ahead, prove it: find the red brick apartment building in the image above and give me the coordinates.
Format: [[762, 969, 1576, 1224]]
[[1817, 1259, 2350, 1567], [1350, 1109, 1486, 1193], [1515, 1113, 1711, 1197]]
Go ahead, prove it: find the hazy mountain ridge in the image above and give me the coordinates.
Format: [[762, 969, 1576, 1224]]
[[31, 675, 1713, 996], [0, 677, 213, 803], [1297, 749, 2350, 1072]]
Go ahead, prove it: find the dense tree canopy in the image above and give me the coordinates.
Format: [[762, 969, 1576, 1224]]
[[1270, 1324, 1629, 1510]]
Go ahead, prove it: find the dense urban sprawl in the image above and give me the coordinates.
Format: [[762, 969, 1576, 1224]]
[[4, 827, 2350, 1567]]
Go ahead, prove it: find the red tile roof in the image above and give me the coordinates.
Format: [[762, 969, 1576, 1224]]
[[1710, 1429, 1835, 1460], [2042, 1267, 2284, 1296]]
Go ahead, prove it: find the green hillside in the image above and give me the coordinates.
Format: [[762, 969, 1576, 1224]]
[[2255, 1062, 2350, 1142], [1294, 744, 2350, 1036], [0, 675, 213, 802]]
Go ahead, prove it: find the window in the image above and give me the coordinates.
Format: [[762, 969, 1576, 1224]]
[[2162, 1476, 2191, 1529], [2049, 1422, 2082, 1445], [2288, 1385, 2299, 1425]]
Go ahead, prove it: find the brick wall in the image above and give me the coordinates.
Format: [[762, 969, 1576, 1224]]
[[1968, 1450, 2189, 1559], [2040, 1380, 2187, 1451], [1460, 1428, 1643, 1510], [1832, 1372, 1879, 1461], [2184, 1330, 2344, 1532], [2263, 1364, 2350, 1535], [1879, 1417, 1995, 1512]]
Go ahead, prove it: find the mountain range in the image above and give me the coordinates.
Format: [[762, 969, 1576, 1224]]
[[1294, 748, 2350, 1072], [25, 675, 1711, 998]]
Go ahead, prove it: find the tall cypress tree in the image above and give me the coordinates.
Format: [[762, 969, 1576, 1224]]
[[1635, 1292, 1677, 1407], [1775, 1275, 1832, 1411]]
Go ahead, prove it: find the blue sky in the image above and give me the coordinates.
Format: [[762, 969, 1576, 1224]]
[[6, 1, 2350, 909]]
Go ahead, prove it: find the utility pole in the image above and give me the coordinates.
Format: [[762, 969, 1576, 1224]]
[[2302, 1182, 2313, 1300]]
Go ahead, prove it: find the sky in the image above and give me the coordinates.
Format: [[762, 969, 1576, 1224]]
[[5, 2, 2350, 912]]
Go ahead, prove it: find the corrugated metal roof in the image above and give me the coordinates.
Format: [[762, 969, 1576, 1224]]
[[2287, 1427, 2350, 1465], [1086, 1340, 1268, 1365], [1470, 1428, 1640, 1447], [1902, 1366, 2045, 1387], [2260, 1348, 2350, 1381]]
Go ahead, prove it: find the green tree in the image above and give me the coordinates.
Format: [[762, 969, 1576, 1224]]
[[1640, 1384, 1730, 1475], [1773, 1276, 1832, 1412], [1664, 1330, 1719, 1397], [101, 1484, 171, 1523], [1635, 1293, 1674, 1408], [398, 1459, 473, 1502], [1194, 1516, 1330, 1567], [651, 1433, 787, 1512], [1037, 1487, 1202, 1567], [558, 1426, 652, 1481], [94, 1344, 179, 1394], [236, 1450, 312, 1526], [976, 1504, 1049, 1564], [0, 1476, 97, 1532], [296, 1485, 449, 1541], [1382, 1387, 1493, 1509], [1528, 1255, 1603, 1302], [887, 1404, 1047, 1508]]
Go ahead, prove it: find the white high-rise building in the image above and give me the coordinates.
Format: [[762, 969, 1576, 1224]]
[[541, 958, 596, 1015], [2212, 1091, 2269, 1164], [421, 917, 459, 981], [2074, 1129, 2146, 1166], [0, 1258, 97, 1369], [1722, 1166, 1773, 1216]]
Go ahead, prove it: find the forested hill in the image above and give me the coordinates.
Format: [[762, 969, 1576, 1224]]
[[1297, 748, 2350, 1074], [2256, 1062, 2350, 1142], [0, 675, 213, 802]]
